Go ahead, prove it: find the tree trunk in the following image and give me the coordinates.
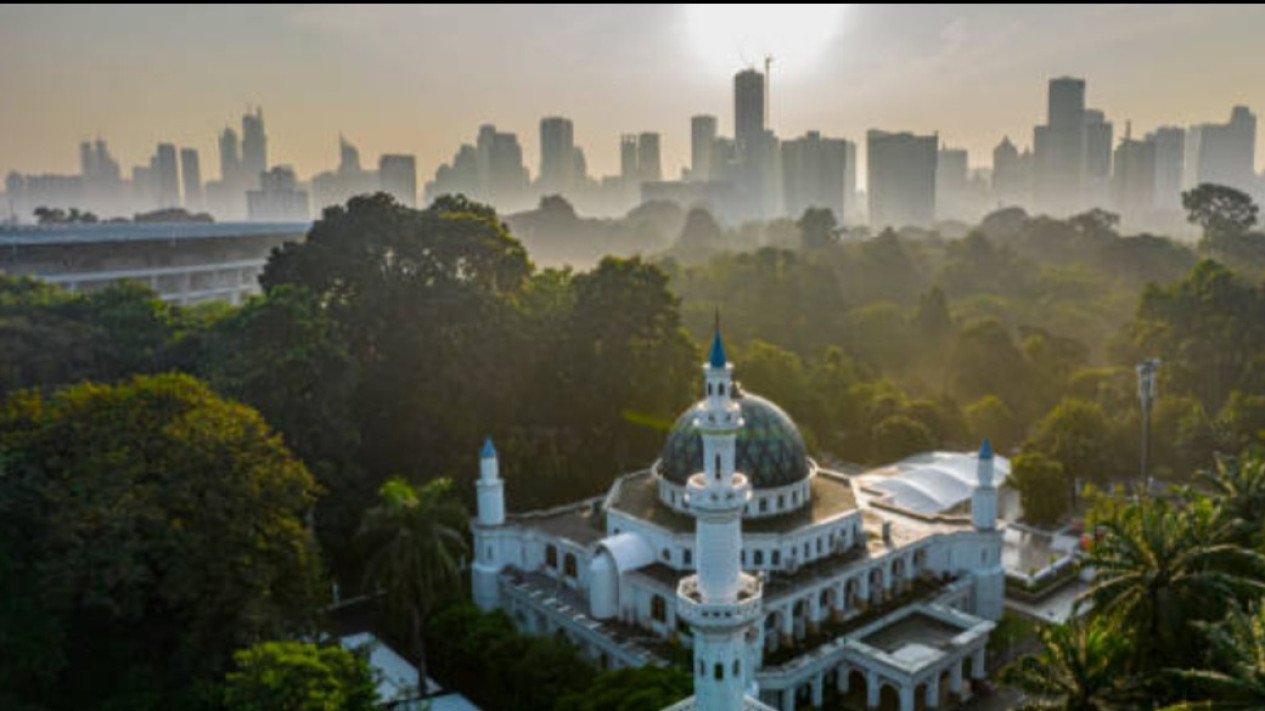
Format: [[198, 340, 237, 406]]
[[412, 604, 428, 699]]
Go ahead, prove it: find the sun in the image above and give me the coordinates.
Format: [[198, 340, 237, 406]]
[[682, 4, 847, 79]]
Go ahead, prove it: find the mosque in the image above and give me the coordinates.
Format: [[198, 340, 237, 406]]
[[471, 329, 1005, 711]]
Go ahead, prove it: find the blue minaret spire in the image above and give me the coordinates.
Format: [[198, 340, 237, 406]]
[[708, 308, 727, 369]]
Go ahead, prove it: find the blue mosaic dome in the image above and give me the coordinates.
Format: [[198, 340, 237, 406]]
[[660, 392, 810, 489]]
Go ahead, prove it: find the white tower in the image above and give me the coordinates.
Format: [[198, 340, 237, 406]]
[[971, 438, 1005, 620], [677, 329, 764, 711], [473, 437, 506, 612]]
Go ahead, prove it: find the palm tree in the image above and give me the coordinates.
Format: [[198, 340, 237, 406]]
[[357, 476, 468, 691], [1195, 451, 1265, 546], [1162, 604, 1265, 710], [1003, 615, 1134, 711], [1081, 497, 1265, 671]]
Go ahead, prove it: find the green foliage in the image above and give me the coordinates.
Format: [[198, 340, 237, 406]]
[[426, 602, 596, 711], [871, 414, 936, 462], [0, 276, 188, 396], [1009, 451, 1071, 527], [1083, 496, 1265, 672], [223, 641, 379, 711], [553, 666, 692, 711], [357, 476, 467, 685], [1183, 183, 1259, 243], [1003, 615, 1135, 711], [797, 207, 838, 249], [1028, 398, 1124, 486], [0, 374, 321, 710]]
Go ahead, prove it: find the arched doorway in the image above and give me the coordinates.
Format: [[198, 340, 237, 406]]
[[879, 682, 901, 711], [842, 670, 868, 709], [764, 609, 783, 653], [792, 598, 808, 641]]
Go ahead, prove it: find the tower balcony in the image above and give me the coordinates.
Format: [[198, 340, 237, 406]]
[[685, 472, 752, 515], [676, 572, 763, 628]]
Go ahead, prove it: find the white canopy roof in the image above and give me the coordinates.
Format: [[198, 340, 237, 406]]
[[866, 451, 1010, 515]]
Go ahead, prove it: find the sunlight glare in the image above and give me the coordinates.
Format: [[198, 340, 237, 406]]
[[683, 4, 847, 78]]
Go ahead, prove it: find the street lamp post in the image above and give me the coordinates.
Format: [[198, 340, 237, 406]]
[[1136, 358, 1161, 497]]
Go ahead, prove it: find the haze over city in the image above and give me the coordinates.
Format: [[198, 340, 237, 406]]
[[3, 4, 1264, 181]]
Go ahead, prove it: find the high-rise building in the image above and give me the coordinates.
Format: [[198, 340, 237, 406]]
[[180, 148, 202, 210], [1034, 76, 1087, 215], [620, 134, 639, 184], [1112, 133, 1157, 218], [867, 129, 938, 229], [339, 135, 361, 174], [241, 108, 267, 189], [379, 154, 417, 207], [781, 131, 848, 221], [936, 145, 970, 220], [992, 137, 1026, 206], [1186, 106, 1257, 193], [733, 69, 765, 147], [1147, 126, 1185, 212], [691, 115, 718, 182], [153, 143, 180, 209], [637, 132, 662, 183], [1084, 109, 1114, 209], [218, 127, 240, 185], [538, 116, 575, 195], [247, 166, 309, 221]]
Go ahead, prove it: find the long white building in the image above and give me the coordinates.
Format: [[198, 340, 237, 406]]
[[472, 329, 1004, 711]]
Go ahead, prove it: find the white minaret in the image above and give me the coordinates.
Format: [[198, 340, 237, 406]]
[[472, 437, 505, 612], [677, 328, 763, 711], [971, 438, 1005, 620], [972, 438, 997, 530]]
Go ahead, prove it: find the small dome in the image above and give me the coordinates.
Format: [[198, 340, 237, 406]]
[[660, 392, 810, 489]]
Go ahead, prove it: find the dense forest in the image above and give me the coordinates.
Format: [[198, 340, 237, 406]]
[[1, 184, 1263, 710]]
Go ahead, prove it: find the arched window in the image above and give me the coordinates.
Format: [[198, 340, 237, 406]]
[[651, 595, 667, 622], [759, 498, 768, 513], [546, 544, 558, 569], [707, 382, 712, 395], [698, 661, 705, 677], [564, 553, 578, 579], [684, 548, 693, 566], [754, 550, 764, 566], [719, 383, 725, 395], [778, 495, 785, 509], [733, 659, 740, 675], [662, 547, 671, 562], [714, 663, 724, 680], [772, 550, 781, 566], [715, 454, 721, 480]]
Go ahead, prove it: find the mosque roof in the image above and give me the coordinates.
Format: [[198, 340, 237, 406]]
[[660, 392, 810, 489]]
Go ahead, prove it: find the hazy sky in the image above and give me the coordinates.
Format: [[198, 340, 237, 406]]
[[3, 4, 1264, 186]]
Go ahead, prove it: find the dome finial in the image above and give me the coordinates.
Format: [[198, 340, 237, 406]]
[[708, 308, 727, 369], [481, 436, 497, 459], [978, 438, 993, 460]]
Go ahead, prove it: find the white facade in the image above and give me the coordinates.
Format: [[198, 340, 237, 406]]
[[472, 334, 1005, 711]]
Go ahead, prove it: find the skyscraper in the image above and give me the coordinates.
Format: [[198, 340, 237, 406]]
[[247, 165, 309, 221], [241, 108, 267, 189], [218, 127, 240, 185], [1112, 133, 1157, 218], [1034, 76, 1087, 215], [691, 115, 718, 182], [538, 116, 575, 195], [867, 129, 938, 229], [992, 137, 1025, 206], [180, 148, 202, 210], [936, 145, 970, 220], [153, 143, 180, 209], [1147, 127, 1185, 212], [379, 154, 417, 207], [637, 132, 662, 183], [1084, 109, 1114, 209], [619, 134, 639, 184], [733, 69, 765, 147], [1187, 106, 1257, 193], [781, 130, 848, 221]]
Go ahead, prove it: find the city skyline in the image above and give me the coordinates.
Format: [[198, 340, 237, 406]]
[[3, 4, 1265, 186]]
